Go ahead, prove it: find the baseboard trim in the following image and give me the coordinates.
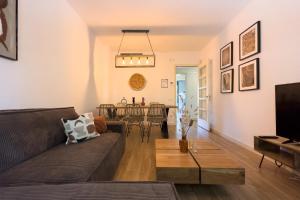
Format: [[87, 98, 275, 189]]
[[211, 128, 253, 151], [210, 128, 300, 176]]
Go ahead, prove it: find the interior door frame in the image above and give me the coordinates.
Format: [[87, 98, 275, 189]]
[[198, 59, 213, 131]]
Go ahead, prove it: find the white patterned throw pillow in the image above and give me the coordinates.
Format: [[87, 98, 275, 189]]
[[61, 113, 100, 145]]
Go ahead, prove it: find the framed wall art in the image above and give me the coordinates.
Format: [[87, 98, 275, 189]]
[[0, 0, 18, 60], [239, 58, 259, 91], [221, 69, 234, 93], [220, 42, 233, 69], [239, 21, 261, 60], [161, 79, 168, 88]]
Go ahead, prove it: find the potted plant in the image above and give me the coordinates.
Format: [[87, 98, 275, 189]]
[[178, 95, 197, 153], [179, 118, 194, 153]]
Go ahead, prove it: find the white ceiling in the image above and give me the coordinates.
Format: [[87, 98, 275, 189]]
[[67, 0, 251, 52]]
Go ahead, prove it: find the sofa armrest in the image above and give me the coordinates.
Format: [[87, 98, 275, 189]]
[[106, 121, 125, 135]]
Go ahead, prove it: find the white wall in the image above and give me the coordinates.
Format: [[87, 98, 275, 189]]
[[0, 0, 97, 114], [94, 37, 112, 105], [95, 48, 202, 123], [199, 0, 300, 147]]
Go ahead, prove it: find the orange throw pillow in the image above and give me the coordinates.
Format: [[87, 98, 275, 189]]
[[94, 116, 107, 134]]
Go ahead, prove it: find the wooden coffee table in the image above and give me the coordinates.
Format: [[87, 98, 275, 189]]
[[190, 149, 245, 184], [156, 149, 199, 184], [155, 139, 245, 185]]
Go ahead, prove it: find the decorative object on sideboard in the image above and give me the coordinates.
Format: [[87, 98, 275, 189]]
[[115, 30, 155, 68], [161, 79, 168, 88], [141, 97, 145, 106], [129, 73, 146, 91], [220, 41, 233, 70], [239, 58, 260, 91], [0, 0, 17, 60], [239, 21, 261, 60], [120, 97, 127, 104], [221, 69, 234, 93]]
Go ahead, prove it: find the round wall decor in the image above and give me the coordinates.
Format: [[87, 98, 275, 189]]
[[129, 73, 146, 91]]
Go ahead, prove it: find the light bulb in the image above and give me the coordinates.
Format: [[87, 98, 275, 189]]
[[138, 57, 141, 64], [122, 57, 125, 64], [146, 57, 149, 65], [130, 57, 133, 64]]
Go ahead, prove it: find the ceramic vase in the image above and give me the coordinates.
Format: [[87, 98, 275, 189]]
[[179, 135, 188, 153]]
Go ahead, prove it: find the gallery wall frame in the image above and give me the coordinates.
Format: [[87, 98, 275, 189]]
[[220, 69, 234, 94], [238, 58, 260, 91], [0, 0, 18, 61], [239, 21, 261, 61], [220, 41, 233, 70]]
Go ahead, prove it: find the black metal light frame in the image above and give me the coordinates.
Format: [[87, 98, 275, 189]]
[[115, 29, 156, 68]]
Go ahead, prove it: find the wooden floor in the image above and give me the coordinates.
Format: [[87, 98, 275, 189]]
[[113, 124, 300, 200]]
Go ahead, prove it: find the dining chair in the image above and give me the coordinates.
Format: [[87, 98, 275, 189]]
[[124, 104, 145, 142], [116, 103, 127, 120], [98, 104, 117, 121], [146, 104, 167, 143]]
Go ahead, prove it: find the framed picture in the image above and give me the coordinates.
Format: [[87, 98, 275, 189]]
[[239, 21, 261, 60], [0, 0, 18, 60], [239, 58, 259, 91], [220, 42, 233, 69], [161, 79, 168, 88], [221, 69, 234, 93]]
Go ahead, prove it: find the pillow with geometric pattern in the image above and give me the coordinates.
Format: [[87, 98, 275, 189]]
[[61, 113, 100, 145]]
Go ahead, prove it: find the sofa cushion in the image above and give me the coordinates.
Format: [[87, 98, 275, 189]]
[[0, 182, 180, 200], [0, 132, 121, 186], [94, 115, 108, 134], [61, 115, 99, 144], [0, 107, 78, 174]]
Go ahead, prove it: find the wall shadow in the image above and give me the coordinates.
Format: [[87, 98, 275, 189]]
[[83, 29, 99, 114]]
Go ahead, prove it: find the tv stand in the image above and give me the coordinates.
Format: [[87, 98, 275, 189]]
[[291, 142, 300, 146], [282, 139, 295, 144], [254, 136, 300, 169]]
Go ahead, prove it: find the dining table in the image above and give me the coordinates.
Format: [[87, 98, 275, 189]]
[[96, 104, 177, 139]]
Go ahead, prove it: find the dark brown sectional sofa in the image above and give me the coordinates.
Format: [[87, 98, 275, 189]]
[[0, 107, 180, 200], [0, 182, 180, 200], [0, 107, 126, 186]]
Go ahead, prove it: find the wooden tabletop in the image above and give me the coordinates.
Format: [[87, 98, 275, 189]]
[[97, 105, 177, 109], [156, 149, 198, 168], [190, 150, 243, 169], [155, 139, 220, 150]]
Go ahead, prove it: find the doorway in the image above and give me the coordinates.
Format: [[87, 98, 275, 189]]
[[176, 67, 199, 120], [176, 62, 212, 131]]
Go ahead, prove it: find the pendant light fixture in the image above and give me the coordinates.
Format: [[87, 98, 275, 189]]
[[115, 30, 155, 68]]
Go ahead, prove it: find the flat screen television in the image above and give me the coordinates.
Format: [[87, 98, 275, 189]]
[[275, 82, 300, 143]]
